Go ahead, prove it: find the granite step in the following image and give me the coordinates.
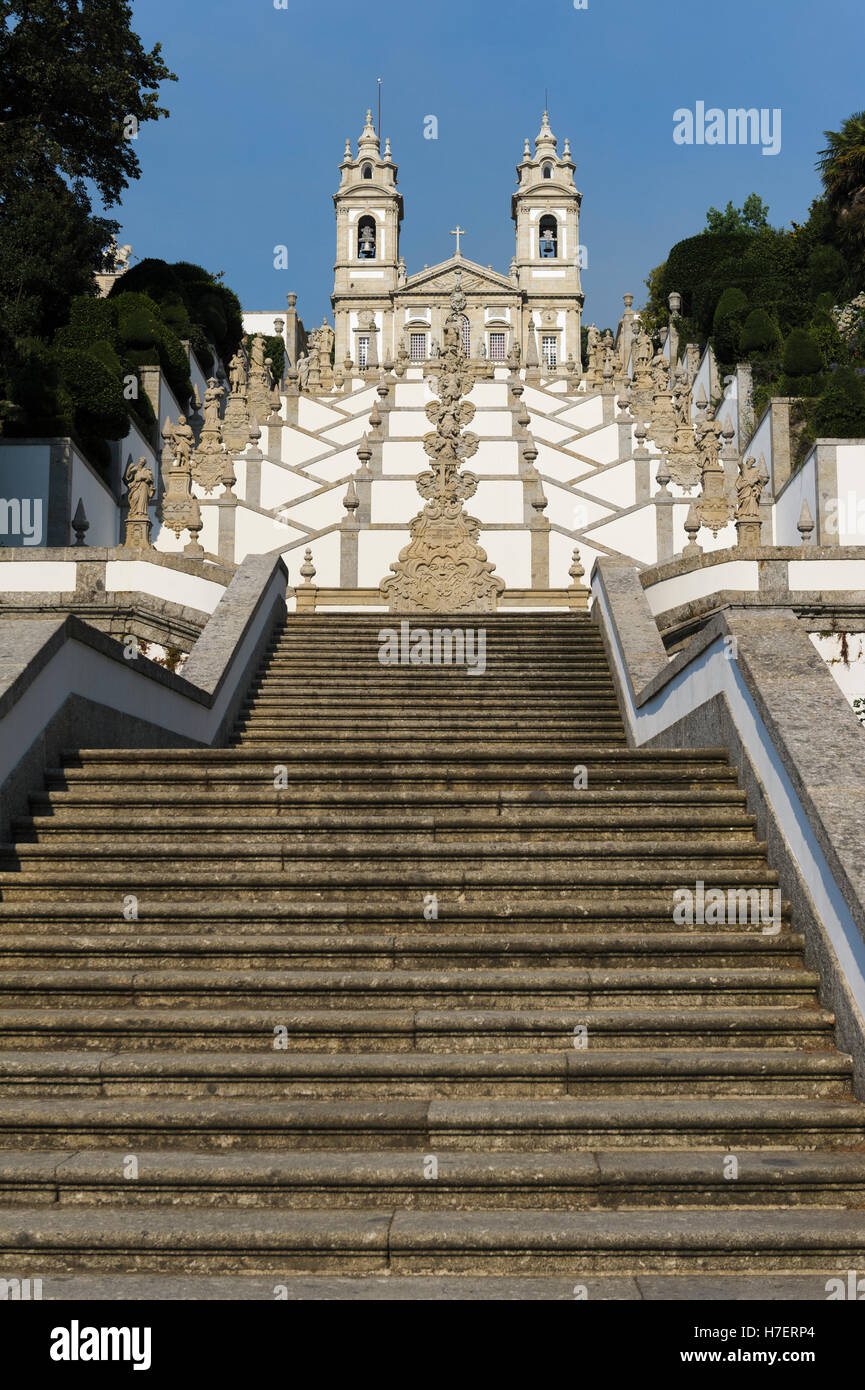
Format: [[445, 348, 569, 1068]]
[[0, 1096, 861, 1151], [0, 930, 801, 969], [0, 1006, 834, 1052], [2, 1206, 865, 1275], [0, 1049, 850, 1100], [0, 966, 821, 1010]]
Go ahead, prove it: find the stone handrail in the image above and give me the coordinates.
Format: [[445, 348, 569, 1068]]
[[592, 555, 865, 1093], [0, 554, 287, 841]]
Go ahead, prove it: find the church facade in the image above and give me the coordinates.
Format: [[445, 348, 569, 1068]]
[[330, 110, 584, 372]]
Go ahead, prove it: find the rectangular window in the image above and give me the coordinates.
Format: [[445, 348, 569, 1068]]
[[358, 336, 369, 369], [542, 335, 558, 369], [488, 332, 507, 362], [410, 332, 427, 361]]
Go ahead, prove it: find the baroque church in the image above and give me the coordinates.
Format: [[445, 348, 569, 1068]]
[[327, 108, 584, 373]]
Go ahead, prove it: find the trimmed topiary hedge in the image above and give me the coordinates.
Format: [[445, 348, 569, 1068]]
[[815, 366, 865, 437]]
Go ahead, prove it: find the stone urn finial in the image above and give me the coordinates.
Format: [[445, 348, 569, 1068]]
[[300, 548, 316, 584], [797, 498, 815, 546]]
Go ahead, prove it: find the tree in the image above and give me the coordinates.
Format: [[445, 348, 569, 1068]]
[[783, 327, 823, 377], [740, 309, 781, 355], [712, 287, 750, 364], [0, 0, 176, 206], [814, 366, 865, 437], [110, 259, 243, 369], [817, 110, 865, 244], [0, 1, 175, 442], [704, 194, 770, 235]]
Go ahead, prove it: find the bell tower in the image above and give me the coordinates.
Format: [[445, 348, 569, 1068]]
[[332, 111, 404, 367], [512, 112, 583, 368]]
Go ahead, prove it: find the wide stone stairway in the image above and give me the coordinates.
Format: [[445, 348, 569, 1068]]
[[0, 613, 864, 1298]]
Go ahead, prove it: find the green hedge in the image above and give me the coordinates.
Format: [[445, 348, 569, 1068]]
[[815, 367, 865, 437], [783, 327, 823, 376], [113, 292, 192, 404], [740, 308, 781, 354], [110, 258, 242, 366]]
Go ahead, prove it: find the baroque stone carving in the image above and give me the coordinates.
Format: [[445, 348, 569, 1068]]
[[191, 377, 226, 494], [223, 346, 251, 451], [123, 457, 155, 548], [666, 367, 701, 492], [735, 454, 768, 547], [380, 290, 504, 614], [695, 406, 732, 537], [161, 417, 203, 554]]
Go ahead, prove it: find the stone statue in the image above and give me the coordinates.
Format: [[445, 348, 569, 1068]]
[[651, 349, 669, 391], [632, 325, 653, 373], [673, 376, 692, 430], [697, 404, 723, 467], [736, 455, 766, 521], [318, 318, 335, 363], [430, 338, 440, 359], [229, 348, 248, 396], [125, 458, 154, 519], [250, 335, 265, 375], [202, 376, 224, 430], [297, 354, 310, 389], [171, 413, 194, 467]]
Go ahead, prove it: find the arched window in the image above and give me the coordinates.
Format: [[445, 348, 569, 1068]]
[[357, 215, 377, 259], [361, 163, 374, 180], [539, 214, 558, 259], [542, 162, 554, 179], [458, 314, 471, 356]]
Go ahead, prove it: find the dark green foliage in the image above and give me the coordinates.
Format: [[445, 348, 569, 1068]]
[[814, 366, 865, 437], [112, 258, 243, 366], [0, 167, 113, 344], [807, 244, 847, 298], [0, 1, 175, 207], [0, 0, 174, 456], [53, 346, 129, 442], [817, 110, 865, 266], [712, 288, 750, 365], [783, 328, 824, 376], [704, 194, 770, 234], [113, 292, 192, 404], [740, 309, 781, 354], [261, 335, 286, 383]]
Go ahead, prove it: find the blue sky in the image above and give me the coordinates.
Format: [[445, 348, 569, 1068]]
[[119, 0, 865, 332]]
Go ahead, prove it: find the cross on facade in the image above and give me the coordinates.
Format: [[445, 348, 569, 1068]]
[[450, 225, 467, 256]]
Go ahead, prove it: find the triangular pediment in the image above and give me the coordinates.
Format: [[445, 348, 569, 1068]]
[[402, 255, 516, 297]]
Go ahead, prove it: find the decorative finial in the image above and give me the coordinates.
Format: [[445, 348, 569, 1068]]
[[797, 498, 815, 546], [299, 548, 316, 585], [343, 476, 360, 516], [568, 547, 588, 610], [683, 503, 703, 556], [357, 433, 373, 474], [71, 498, 89, 547], [656, 450, 672, 496]]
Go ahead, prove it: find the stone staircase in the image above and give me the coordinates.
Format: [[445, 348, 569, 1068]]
[[0, 612, 864, 1298]]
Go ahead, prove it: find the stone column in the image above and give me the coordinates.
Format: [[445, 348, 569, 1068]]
[[769, 399, 794, 496], [216, 494, 236, 565], [285, 294, 299, 368], [340, 477, 361, 588], [736, 362, 755, 446]]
